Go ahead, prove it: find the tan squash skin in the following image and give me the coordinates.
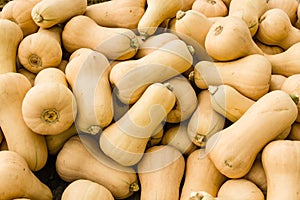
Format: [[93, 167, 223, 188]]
[[22, 68, 77, 136], [256, 8, 300, 50], [0, 0, 40, 36], [31, 0, 87, 28], [217, 179, 264, 200], [165, 75, 198, 123], [0, 150, 52, 200], [269, 74, 287, 91], [180, 149, 227, 199], [0, 73, 48, 171], [187, 90, 225, 147], [181, 0, 196, 11], [0, 19, 23, 74], [174, 9, 213, 48], [208, 84, 255, 122], [62, 15, 139, 60], [109, 39, 193, 104], [264, 42, 300, 77], [255, 39, 284, 55], [288, 122, 300, 140], [65, 49, 113, 135], [99, 83, 176, 166], [18, 25, 63, 74], [205, 16, 264, 61], [192, 0, 228, 17], [147, 123, 164, 148], [85, 0, 146, 29], [17, 68, 36, 86], [206, 90, 298, 178], [56, 135, 139, 199], [137, 145, 185, 200], [228, 0, 268, 36], [137, 0, 183, 39], [262, 140, 300, 200], [61, 179, 114, 200], [267, 0, 299, 25], [193, 54, 272, 100]]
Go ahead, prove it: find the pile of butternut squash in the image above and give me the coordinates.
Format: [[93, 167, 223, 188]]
[[1, 0, 300, 199]]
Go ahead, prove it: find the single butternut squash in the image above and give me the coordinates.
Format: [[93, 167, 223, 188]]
[[18, 25, 63, 73], [99, 83, 176, 166], [0, 19, 23, 74], [31, 0, 87, 28], [0, 72, 48, 171], [62, 15, 139, 60], [192, 0, 228, 17], [0, 150, 52, 200], [206, 90, 298, 178], [137, 145, 185, 200], [267, 0, 299, 25]]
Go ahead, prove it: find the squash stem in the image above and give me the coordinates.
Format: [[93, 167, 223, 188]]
[[208, 85, 218, 95], [129, 182, 139, 192], [29, 54, 42, 68], [41, 109, 59, 124], [290, 94, 299, 105], [140, 32, 149, 41], [32, 12, 44, 23], [163, 82, 174, 92], [187, 45, 195, 56], [87, 125, 101, 135], [176, 10, 186, 20]]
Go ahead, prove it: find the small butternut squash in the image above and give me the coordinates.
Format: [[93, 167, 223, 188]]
[[137, 145, 185, 200], [256, 8, 300, 50], [269, 74, 287, 91], [180, 149, 227, 199], [206, 90, 298, 178], [62, 15, 139, 60], [264, 42, 300, 76], [61, 179, 114, 200], [0, 19, 23, 74], [18, 25, 63, 73], [267, 0, 299, 25], [262, 140, 300, 200], [208, 84, 255, 122], [85, 0, 146, 29], [187, 90, 225, 147], [0, 150, 52, 200], [65, 49, 113, 134], [228, 0, 268, 36], [192, 0, 228, 17], [217, 179, 265, 200], [0, 72, 48, 171], [204, 16, 264, 61], [56, 135, 139, 199], [0, 0, 39, 36], [109, 39, 193, 104], [193, 54, 272, 100], [31, 0, 87, 28], [137, 0, 183, 39], [99, 83, 176, 166]]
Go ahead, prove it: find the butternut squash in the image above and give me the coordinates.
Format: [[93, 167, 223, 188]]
[[189, 191, 216, 200], [256, 8, 300, 50], [180, 149, 227, 199], [137, 145, 185, 200], [165, 75, 198, 123], [31, 0, 87, 28], [0, 72, 48, 171], [264, 42, 300, 76], [62, 15, 139, 60], [110, 39, 193, 104], [269, 74, 287, 91], [204, 16, 264, 61], [61, 179, 114, 200], [0, 19, 23, 74], [206, 90, 298, 178], [161, 122, 197, 155], [187, 90, 225, 147], [0, 0, 39, 36], [262, 140, 300, 200], [255, 39, 284, 55], [228, 0, 268, 36], [99, 83, 176, 166], [174, 9, 213, 48], [181, 0, 196, 11], [192, 0, 228, 17], [267, 0, 299, 25], [17, 68, 36, 86], [0, 150, 52, 199], [56, 135, 139, 199], [288, 122, 300, 140], [85, 0, 146, 29], [22, 68, 77, 135], [208, 84, 255, 122], [193, 54, 272, 100], [137, 0, 183, 39], [65, 49, 113, 135], [217, 179, 264, 200], [18, 25, 63, 73]]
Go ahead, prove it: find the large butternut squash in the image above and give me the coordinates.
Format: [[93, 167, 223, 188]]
[[206, 90, 298, 178], [0, 72, 48, 171]]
